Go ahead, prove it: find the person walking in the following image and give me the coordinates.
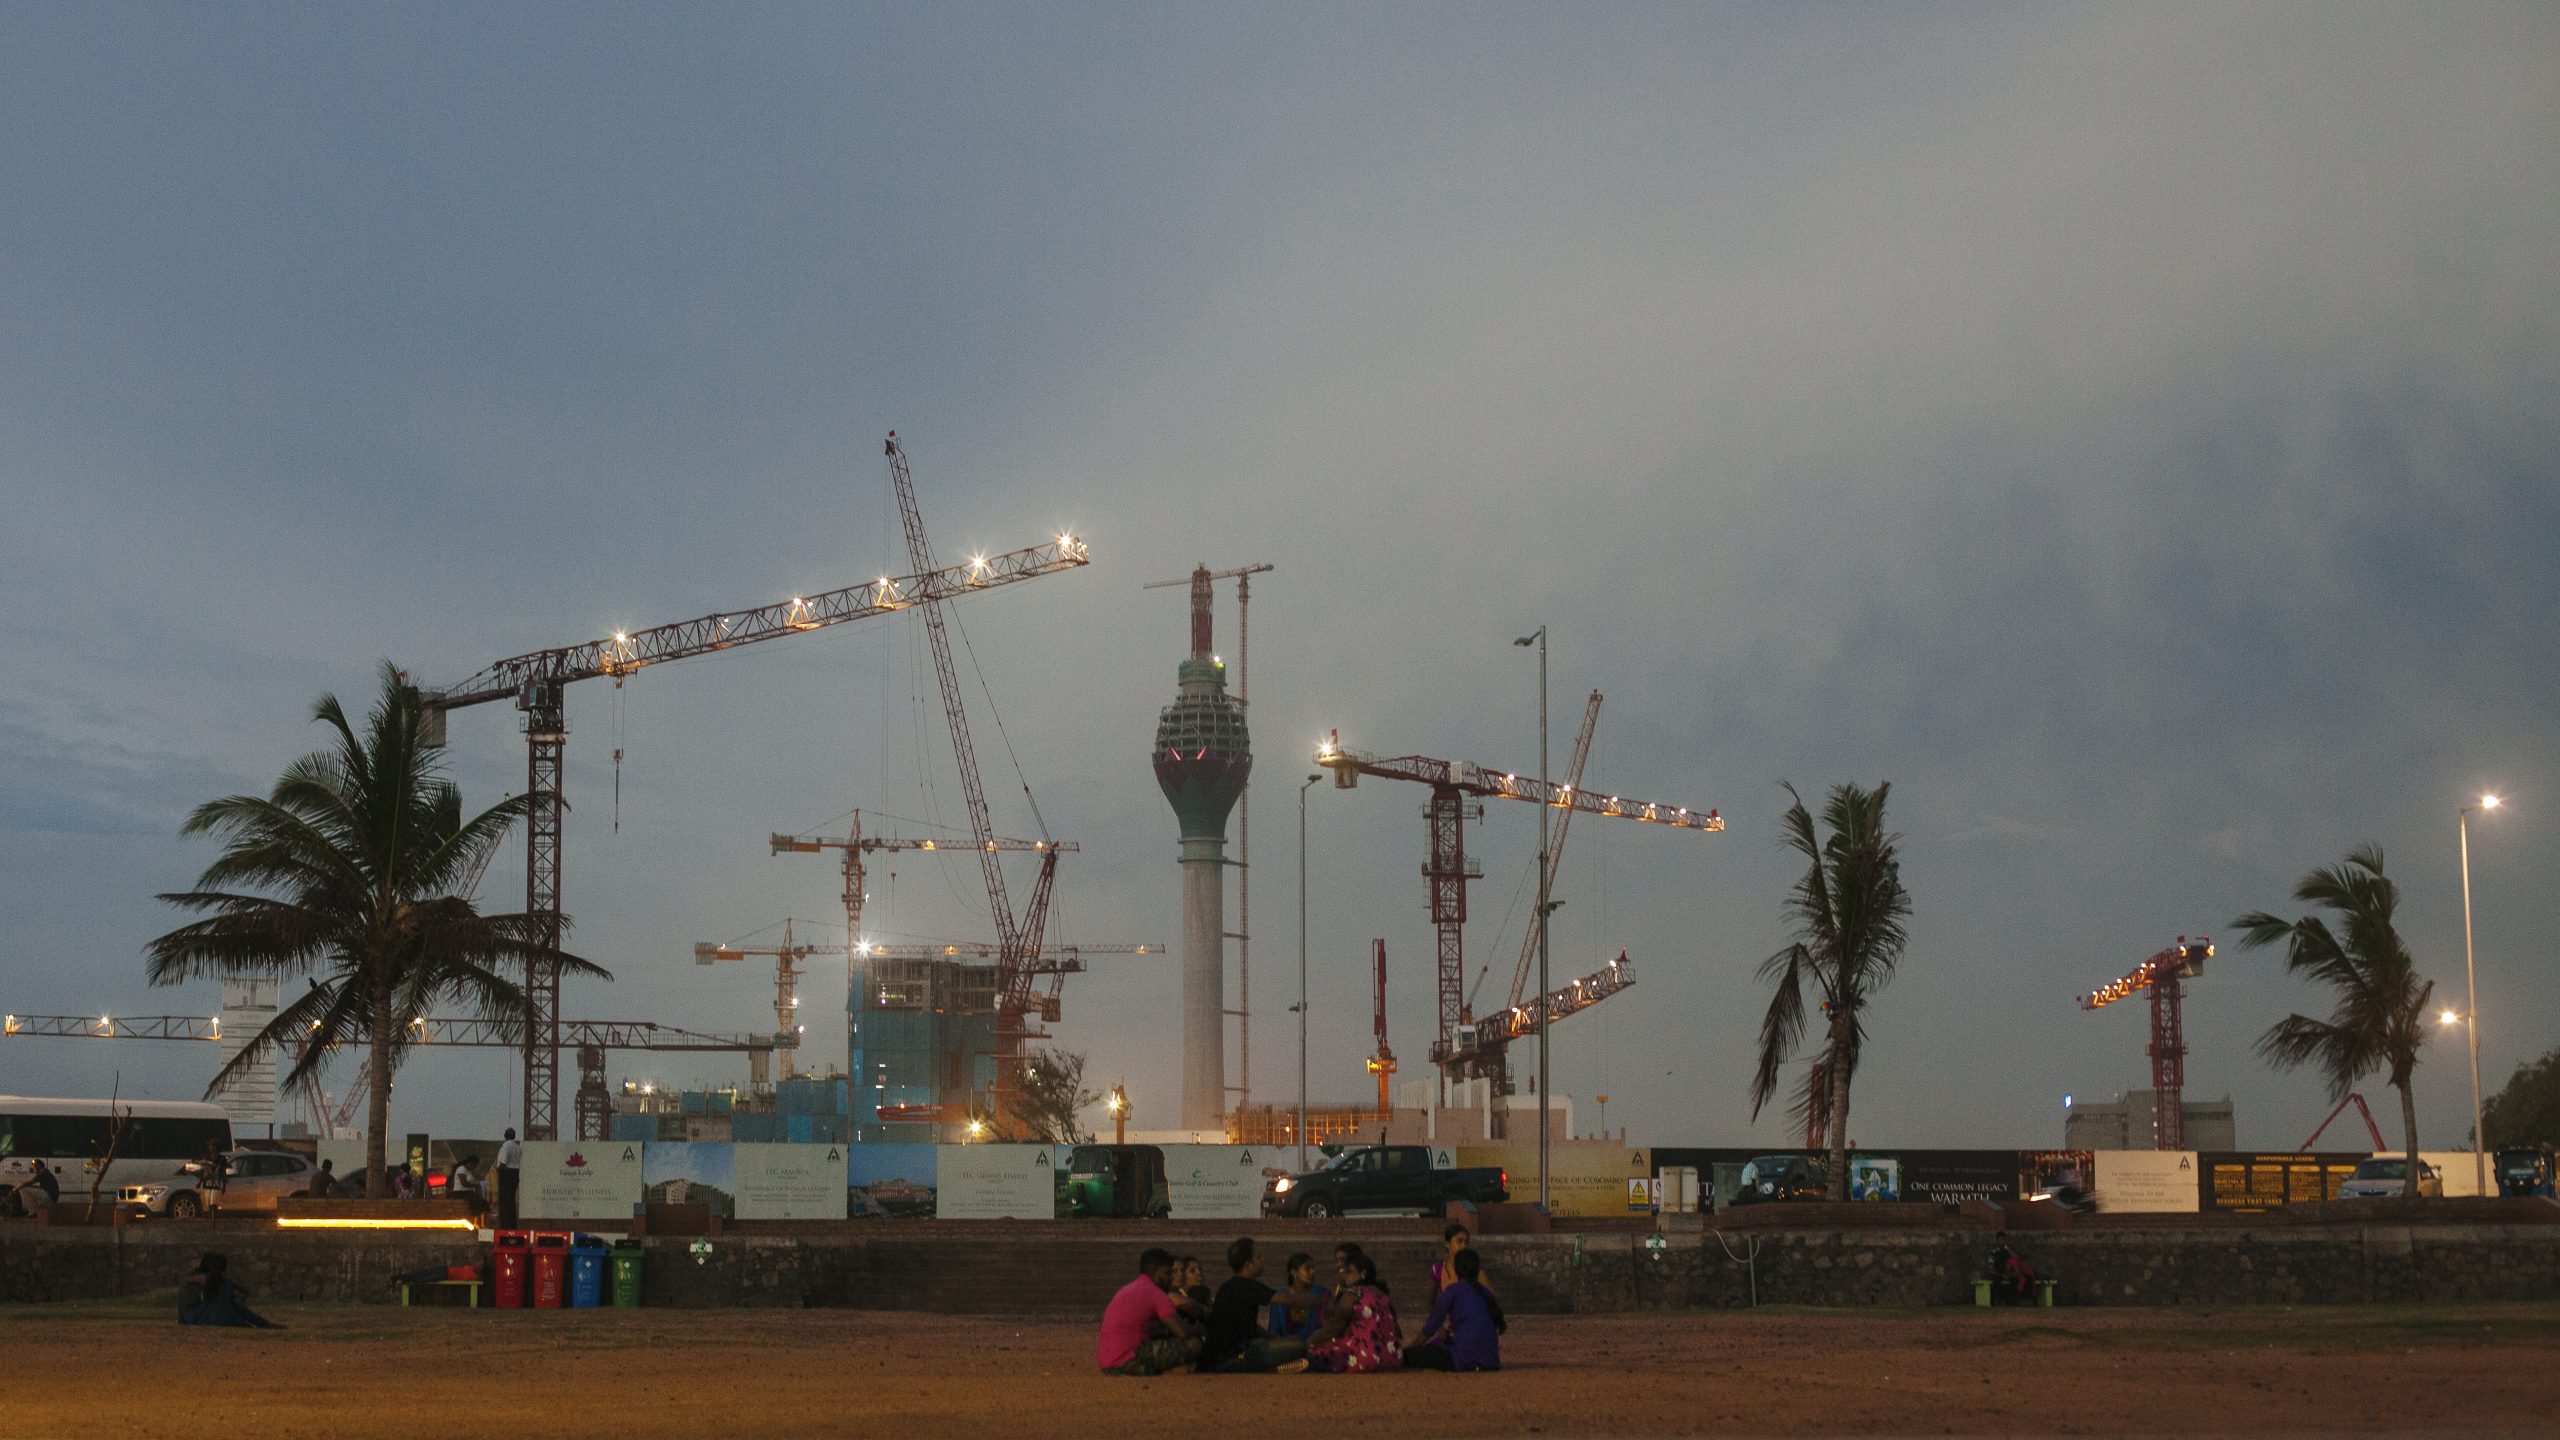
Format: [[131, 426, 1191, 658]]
[[495, 1128, 523, 1227]]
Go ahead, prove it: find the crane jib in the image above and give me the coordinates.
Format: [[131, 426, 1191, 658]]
[[423, 536, 1088, 711]]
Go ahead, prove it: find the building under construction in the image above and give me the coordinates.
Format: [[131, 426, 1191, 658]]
[[848, 955, 1002, 1140]]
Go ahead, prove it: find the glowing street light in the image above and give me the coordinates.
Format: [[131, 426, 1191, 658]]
[[2457, 794, 2504, 1196]]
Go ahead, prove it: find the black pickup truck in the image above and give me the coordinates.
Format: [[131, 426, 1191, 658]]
[[1260, 1145, 1509, 1219]]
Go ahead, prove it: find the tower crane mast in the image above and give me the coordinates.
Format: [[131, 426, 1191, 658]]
[[1315, 726, 1719, 1100], [1367, 939, 1396, 1122], [2077, 935, 2212, 1150], [421, 448, 1086, 1141]]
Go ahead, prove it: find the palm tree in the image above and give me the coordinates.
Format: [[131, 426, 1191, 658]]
[[1749, 781, 1911, 1201], [2233, 845, 2433, 1193], [147, 664, 608, 1197]]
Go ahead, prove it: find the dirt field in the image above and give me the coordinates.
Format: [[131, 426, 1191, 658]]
[[5, 1300, 2555, 1438]]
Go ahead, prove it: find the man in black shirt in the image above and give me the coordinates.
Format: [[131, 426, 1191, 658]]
[[1201, 1236, 1316, 1374]]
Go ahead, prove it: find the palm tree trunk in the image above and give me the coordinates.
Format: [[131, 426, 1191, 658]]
[[1825, 1011, 1852, 1202], [2396, 1080, 2422, 1202], [365, 991, 391, 1200]]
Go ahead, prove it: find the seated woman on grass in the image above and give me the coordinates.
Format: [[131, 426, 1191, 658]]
[[1406, 1247, 1503, 1371], [179, 1253, 279, 1329], [1306, 1250, 1401, 1373]]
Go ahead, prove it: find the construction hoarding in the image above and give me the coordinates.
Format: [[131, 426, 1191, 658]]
[[734, 1142, 849, 1220], [1163, 1144, 1279, 1218], [523, 1139, 644, 1220], [846, 1143, 937, 1218], [2090, 1149, 2201, 1213], [935, 1143, 1054, 1219], [1458, 1143, 1651, 1218]]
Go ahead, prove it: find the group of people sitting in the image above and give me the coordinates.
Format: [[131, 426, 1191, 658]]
[[1098, 1223, 1505, 1377]]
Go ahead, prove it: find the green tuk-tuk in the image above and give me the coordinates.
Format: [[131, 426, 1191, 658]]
[[1057, 1144, 1172, 1218]]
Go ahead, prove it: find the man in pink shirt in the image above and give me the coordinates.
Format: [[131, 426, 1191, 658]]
[[1096, 1247, 1200, 1375]]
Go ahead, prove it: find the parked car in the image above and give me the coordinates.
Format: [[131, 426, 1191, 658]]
[[2334, 1156, 2441, 1200], [1728, 1154, 1830, 1206], [1261, 1144, 1508, 1219], [119, 1149, 317, 1217]]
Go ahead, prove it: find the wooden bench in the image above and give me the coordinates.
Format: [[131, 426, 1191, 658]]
[[398, 1277, 485, 1308]]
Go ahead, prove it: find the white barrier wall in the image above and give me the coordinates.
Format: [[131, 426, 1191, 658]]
[[734, 1143, 850, 1220], [1163, 1145, 1278, 1218], [935, 1144, 1054, 1219], [2091, 1150, 2201, 1212], [523, 1139, 644, 1219]]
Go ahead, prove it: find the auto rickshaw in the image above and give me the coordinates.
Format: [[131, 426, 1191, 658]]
[[1057, 1144, 1171, 1218]]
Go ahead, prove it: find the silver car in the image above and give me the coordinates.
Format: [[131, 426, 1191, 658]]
[[120, 1150, 318, 1217], [2335, 1156, 2442, 1200]]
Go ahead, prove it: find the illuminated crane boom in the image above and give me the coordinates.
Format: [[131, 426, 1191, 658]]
[[2077, 935, 2212, 1150], [420, 452, 1088, 1141], [1315, 728, 1718, 1087]]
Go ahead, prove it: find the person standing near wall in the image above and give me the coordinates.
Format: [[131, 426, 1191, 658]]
[[495, 1128, 523, 1226]]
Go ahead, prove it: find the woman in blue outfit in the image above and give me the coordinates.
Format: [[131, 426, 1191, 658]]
[[1404, 1247, 1502, 1371], [179, 1253, 279, 1329]]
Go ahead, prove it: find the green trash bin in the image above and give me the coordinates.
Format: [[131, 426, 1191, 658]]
[[609, 1241, 646, 1307]]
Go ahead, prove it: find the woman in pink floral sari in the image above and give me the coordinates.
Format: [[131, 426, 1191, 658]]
[[1306, 1250, 1403, 1373]]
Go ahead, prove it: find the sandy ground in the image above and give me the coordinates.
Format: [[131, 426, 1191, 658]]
[[4, 1300, 2555, 1439]]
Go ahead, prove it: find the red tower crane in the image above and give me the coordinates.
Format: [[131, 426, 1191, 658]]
[[2077, 935, 2213, 1149], [421, 459, 1087, 1139], [884, 433, 1101, 1130], [1314, 728, 1719, 1101]]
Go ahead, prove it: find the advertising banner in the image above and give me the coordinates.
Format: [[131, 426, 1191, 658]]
[[936, 1144, 1054, 1219], [523, 1139, 644, 1220], [1458, 1143, 1650, 1218], [643, 1142, 737, 1217], [2091, 1150, 2200, 1213], [846, 1143, 938, 1219], [734, 1143, 849, 1220], [1163, 1145, 1276, 1218], [2199, 1152, 2360, 1213], [1846, 1155, 1901, 1202]]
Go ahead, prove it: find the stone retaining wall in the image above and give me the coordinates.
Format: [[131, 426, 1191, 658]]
[[7, 1217, 2558, 1313]]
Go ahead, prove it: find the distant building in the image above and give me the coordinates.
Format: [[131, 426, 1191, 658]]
[[2065, 1089, 2236, 1151]]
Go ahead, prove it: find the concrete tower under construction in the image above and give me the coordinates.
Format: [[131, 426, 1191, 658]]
[[1153, 566, 1252, 1132]]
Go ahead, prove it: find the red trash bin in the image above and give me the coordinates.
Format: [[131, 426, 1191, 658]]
[[530, 1231, 570, 1309], [491, 1230, 531, 1309]]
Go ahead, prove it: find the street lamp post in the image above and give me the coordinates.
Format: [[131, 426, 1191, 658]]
[[1299, 772, 1321, 1171], [2457, 794, 2501, 1196], [1514, 626, 1550, 1212]]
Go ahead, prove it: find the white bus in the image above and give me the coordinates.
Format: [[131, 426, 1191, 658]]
[[0, 1096, 234, 1211]]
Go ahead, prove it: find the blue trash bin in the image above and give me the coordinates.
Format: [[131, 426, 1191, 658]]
[[567, 1233, 611, 1309]]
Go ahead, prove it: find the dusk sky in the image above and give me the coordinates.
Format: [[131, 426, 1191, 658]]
[[4, 3, 2553, 1153]]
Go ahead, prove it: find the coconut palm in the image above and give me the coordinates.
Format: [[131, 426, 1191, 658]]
[[2233, 845, 2433, 1191], [147, 663, 608, 1197], [1749, 781, 1910, 1201]]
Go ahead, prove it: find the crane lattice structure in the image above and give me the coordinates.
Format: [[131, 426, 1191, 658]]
[[1, 1013, 781, 1143], [768, 815, 1073, 991], [2077, 935, 2213, 1150], [1367, 938, 1396, 1122], [419, 451, 1087, 1140], [884, 434, 1119, 1131], [1314, 724, 1719, 1107]]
